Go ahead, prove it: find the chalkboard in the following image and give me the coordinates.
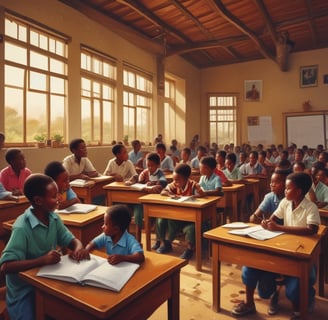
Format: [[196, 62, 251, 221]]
[[285, 113, 326, 149]]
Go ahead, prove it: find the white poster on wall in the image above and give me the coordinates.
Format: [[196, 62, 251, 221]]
[[247, 116, 272, 145]]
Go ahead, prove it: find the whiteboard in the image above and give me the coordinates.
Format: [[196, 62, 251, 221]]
[[286, 114, 325, 148]]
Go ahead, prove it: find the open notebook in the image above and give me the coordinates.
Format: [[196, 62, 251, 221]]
[[228, 225, 284, 240], [56, 203, 97, 214], [37, 254, 140, 292]]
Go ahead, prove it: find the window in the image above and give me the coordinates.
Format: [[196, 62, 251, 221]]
[[123, 65, 152, 144], [208, 94, 238, 146], [81, 47, 116, 144], [164, 78, 177, 143], [4, 13, 68, 143]]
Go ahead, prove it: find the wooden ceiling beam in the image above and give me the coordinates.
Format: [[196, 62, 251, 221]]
[[304, 0, 318, 46], [208, 0, 275, 61]]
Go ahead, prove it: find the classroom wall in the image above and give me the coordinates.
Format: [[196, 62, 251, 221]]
[[200, 48, 328, 147]]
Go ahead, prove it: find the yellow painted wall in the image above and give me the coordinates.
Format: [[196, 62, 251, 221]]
[[200, 48, 328, 147]]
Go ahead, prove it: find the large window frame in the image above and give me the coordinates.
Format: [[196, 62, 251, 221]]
[[81, 46, 117, 145], [4, 13, 68, 144], [123, 64, 152, 144], [208, 93, 238, 147]]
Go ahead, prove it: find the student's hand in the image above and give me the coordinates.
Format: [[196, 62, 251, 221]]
[[12, 188, 23, 196], [107, 254, 124, 265], [261, 219, 278, 231], [148, 185, 162, 194], [114, 174, 124, 182], [124, 180, 133, 186], [43, 250, 62, 265], [79, 174, 90, 180], [71, 248, 90, 261]]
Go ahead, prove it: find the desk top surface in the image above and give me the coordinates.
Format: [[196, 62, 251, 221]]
[[103, 181, 145, 191], [222, 184, 245, 191], [204, 224, 327, 258], [20, 251, 187, 317], [0, 197, 29, 208], [139, 193, 220, 208]]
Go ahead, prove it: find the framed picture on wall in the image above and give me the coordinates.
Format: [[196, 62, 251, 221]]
[[244, 80, 262, 101], [300, 65, 318, 88]]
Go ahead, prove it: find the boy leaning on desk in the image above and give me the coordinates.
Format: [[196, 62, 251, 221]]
[[232, 172, 321, 320]]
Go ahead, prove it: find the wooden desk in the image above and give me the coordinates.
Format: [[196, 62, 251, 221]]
[[71, 176, 114, 204], [220, 184, 245, 222], [3, 206, 107, 247], [103, 181, 149, 206], [20, 251, 187, 320], [140, 194, 220, 271], [242, 178, 260, 213], [204, 225, 327, 320]]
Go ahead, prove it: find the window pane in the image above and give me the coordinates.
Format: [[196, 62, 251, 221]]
[[81, 98, 92, 142], [50, 95, 65, 138], [81, 78, 91, 97], [30, 71, 47, 91], [50, 76, 65, 94], [30, 51, 48, 70], [5, 42, 27, 64], [5, 65, 24, 87], [50, 58, 66, 74], [93, 100, 101, 142], [103, 101, 113, 143]]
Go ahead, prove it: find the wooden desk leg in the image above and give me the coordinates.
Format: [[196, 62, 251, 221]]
[[195, 217, 202, 271], [168, 271, 180, 320], [299, 263, 309, 320], [143, 205, 151, 251], [106, 193, 113, 206], [212, 242, 221, 312], [231, 192, 238, 222], [35, 289, 45, 320]]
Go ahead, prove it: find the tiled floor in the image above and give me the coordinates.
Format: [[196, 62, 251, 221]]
[[145, 234, 328, 320]]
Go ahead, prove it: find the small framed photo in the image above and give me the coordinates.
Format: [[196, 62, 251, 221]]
[[323, 74, 328, 84], [300, 65, 318, 88], [244, 80, 262, 101]]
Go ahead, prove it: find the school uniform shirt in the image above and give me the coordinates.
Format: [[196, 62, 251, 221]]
[[199, 173, 222, 191], [92, 230, 143, 255], [138, 168, 167, 188], [160, 155, 174, 172], [103, 158, 137, 180], [60, 187, 78, 201], [0, 208, 74, 319], [62, 154, 97, 175], [214, 168, 229, 184], [0, 182, 11, 199], [0, 166, 31, 192], [223, 166, 242, 180], [164, 179, 198, 196], [313, 181, 328, 205], [190, 156, 201, 169], [258, 192, 282, 214], [273, 197, 321, 227], [128, 150, 143, 165], [240, 162, 266, 176]]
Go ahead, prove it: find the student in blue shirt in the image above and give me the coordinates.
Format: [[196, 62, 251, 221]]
[[0, 174, 86, 320], [199, 156, 223, 196], [81, 204, 144, 265], [128, 139, 143, 166]]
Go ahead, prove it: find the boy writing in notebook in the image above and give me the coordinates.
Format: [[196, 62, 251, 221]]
[[232, 172, 320, 319], [0, 174, 86, 320], [81, 205, 144, 265]]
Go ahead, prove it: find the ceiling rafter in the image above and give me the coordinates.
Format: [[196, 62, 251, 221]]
[[304, 0, 318, 46], [208, 0, 275, 61]]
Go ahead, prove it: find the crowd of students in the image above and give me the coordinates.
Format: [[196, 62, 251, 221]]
[[0, 133, 326, 319]]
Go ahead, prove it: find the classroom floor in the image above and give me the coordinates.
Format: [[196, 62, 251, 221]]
[[143, 233, 328, 320]]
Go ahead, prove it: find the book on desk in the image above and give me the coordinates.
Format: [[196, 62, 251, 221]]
[[228, 225, 284, 240], [37, 254, 140, 292], [56, 203, 97, 214]]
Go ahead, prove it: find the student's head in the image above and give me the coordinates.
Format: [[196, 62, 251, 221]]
[[311, 161, 325, 180], [112, 144, 128, 161], [318, 151, 328, 164], [269, 171, 287, 196], [266, 148, 272, 158], [258, 150, 266, 163], [294, 148, 304, 162], [24, 173, 58, 210], [0, 132, 5, 149], [69, 138, 87, 158], [146, 152, 161, 175], [249, 151, 258, 165], [280, 150, 289, 161], [173, 164, 191, 188], [181, 147, 191, 162], [171, 139, 178, 146], [197, 146, 207, 158], [155, 143, 166, 159], [239, 151, 247, 163], [102, 204, 131, 237], [317, 144, 324, 153], [5, 148, 26, 170], [225, 153, 237, 171], [215, 150, 226, 165], [293, 161, 306, 173], [285, 172, 312, 200], [44, 161, 70, 193], [276, 159, 292, 174], [200, 156, 216, 176], [316, 168, 328, 185], [131, 140, 141, 152]]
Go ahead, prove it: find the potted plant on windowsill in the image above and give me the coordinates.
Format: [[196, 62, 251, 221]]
[[34, 134, 47, 148], [51, 134, 64, 148]]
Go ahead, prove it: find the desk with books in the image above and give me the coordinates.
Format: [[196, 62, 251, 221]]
[[139, 194, 220, 271], [20, 250, 188, 320], [204, 224, 327, 319], [70, 176, 115, 205]]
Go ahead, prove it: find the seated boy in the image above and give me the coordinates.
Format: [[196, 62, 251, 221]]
[[63, 138, 99, 181], [128, 139, 143, 166], [0, 174, 86, 320], [0, 148, 32, 195], [44, 161, 80, 210], [81, 204, 144, 265], [155, 143, 175, 173], [157, 164, 205, 260]]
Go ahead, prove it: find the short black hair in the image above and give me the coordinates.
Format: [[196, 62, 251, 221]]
[[292, 161, 306, 171], [156, 143, 166, 152], [182, 147, 191, 156], [24, 174, 54, 203], [5, 148, 22, 164], [197, 145, 207, 153], [69, 138, 85, 152], [286, 172, 312, 195], [200, 156, 217, 169], [174, 163, 191, 179], [146, 152, 160, 165], [44, 161, 66, 180], [249, 150, 259, 159], [226, 153, 237, 164], [217, 150, 226, 158], [112, 144, 125, 156], [131, 140, 140, 147], [106, 204, 131, 232], [318, 167, 328, 178]]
